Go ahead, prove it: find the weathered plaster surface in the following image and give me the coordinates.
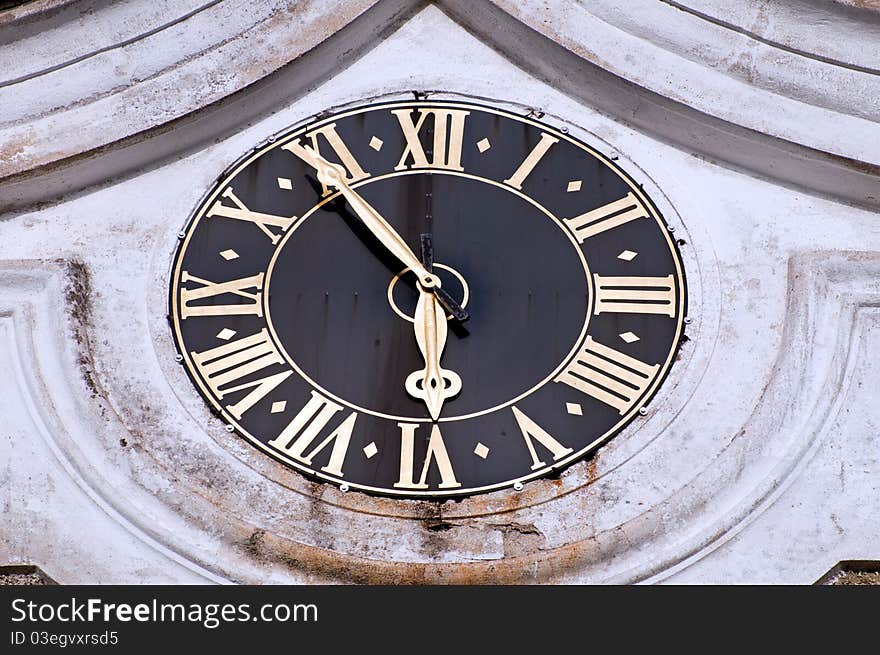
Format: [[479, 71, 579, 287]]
[[1, 2, 878, 583]]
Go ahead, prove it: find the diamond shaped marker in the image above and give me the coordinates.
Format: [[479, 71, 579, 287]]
[[216, 328, 236, 341], [617, 250, 637, 261], [277, 177, 293, 190], [474, 443, 490, 459], [219, 249, 239, 261], [619, 331, 640, 344], [566, 402, 583, 416], [476, 138, 491, 153], [270, 401, 287, 414], [369, 136, 383, 151], [363, 442, 378, 459], [567, 180, 582, 192]]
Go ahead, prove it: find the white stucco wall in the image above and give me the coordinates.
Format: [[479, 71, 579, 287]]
[[1, 0, 878, 583]]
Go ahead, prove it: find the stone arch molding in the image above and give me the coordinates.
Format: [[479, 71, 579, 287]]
[[1, 0, 878, 212], [1, 1, 879, 583]]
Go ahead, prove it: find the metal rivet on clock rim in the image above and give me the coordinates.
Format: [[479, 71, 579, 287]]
[[174, 354, 183, 362], [177, 231, 186, 239], [638, 407, 648, 416], [684, 316, 692, 324], [339, 483, 350, 493], [559, 126, 569, 134], [225, 424, 235, 433], [667, 225, 676, 232], [513, 481, 524, 491]]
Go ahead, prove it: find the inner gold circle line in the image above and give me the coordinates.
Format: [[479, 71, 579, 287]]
[[262, 169, 593, 424], [387, 263, 470, 323]]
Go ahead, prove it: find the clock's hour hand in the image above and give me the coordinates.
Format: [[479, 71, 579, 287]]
[[434, 286, 469, 322], [404, 232, 463, 419], [405, 282, 462, 420], [420, 232, 469, 323]]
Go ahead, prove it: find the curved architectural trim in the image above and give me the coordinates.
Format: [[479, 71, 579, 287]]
[[1, 0, 879, 213], [439, 1, 880, 208], [0, 0, 422, 212], [2, 252, 868, 583], [0, 0, 80, 28], [631, 252, 880, 582], [0, 262, 229, 583]]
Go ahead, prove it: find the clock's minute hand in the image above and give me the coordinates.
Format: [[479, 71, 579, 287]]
[[287, 143, 468, 321]]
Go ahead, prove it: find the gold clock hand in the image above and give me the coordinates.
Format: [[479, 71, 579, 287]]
[[406, 283, 462, 420], [404, 233, 462, 419], [287, 142, 469, 321], [286, 143, 437, 288], [288, 144, 466, 417]]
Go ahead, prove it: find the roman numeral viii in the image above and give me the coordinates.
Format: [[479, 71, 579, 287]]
[[564, 192, 649, 242], [555, 336, 659, 415], [267, 391, 357, 478], [593, 274, 676, 317], [191, 328, 292, 420], [180, 271, 264, 319], [392, 107, 469, 172]]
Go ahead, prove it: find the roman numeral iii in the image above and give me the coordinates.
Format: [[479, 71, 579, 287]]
[[564, 191, 649, 242], [267, 391, 357, 478], [593, 274, 676, 317], [392, 107, 469, 172], [555, 336, 659, 414], [191, 328, 292, 420]]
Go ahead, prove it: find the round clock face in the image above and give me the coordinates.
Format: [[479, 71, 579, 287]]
[[170, 99, 686, 498]]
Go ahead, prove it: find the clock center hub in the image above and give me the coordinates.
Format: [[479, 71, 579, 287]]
[[386, 263, 470, 323]]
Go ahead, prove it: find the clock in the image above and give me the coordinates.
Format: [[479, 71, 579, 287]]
[[170, 99, 686, 498]]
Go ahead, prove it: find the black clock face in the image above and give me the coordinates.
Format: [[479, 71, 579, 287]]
[[170, 100, 686, 498]]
